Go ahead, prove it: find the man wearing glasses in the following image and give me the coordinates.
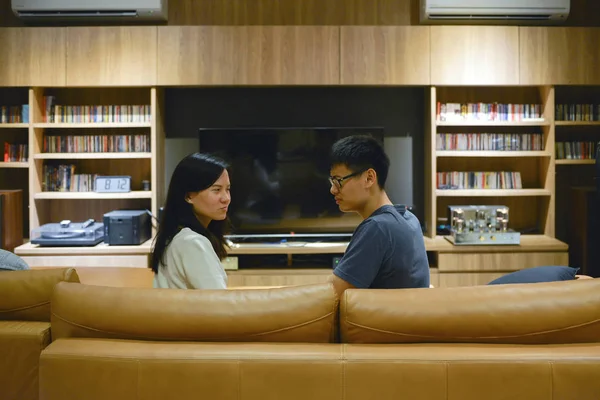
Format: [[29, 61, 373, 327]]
[[328, 135, 430, 298]]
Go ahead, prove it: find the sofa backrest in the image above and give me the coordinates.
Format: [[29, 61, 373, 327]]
[[341, 278, 600, 344], [0, 268, 80, 322], [51, 282, 338, 343]]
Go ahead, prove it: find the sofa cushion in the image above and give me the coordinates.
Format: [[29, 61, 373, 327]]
[[0, 268, 80, 322], [51, 282, 338, 343], [340, 278, 600, 344], [488, 266, 579, 285], [0, 320, 51, 400]]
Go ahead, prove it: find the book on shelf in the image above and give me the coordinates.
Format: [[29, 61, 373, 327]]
[[3, 143, 28, 162], [437, 171, 523, 190], [43, 96, 150, 124], [556, 104, 600, 121], [43, 134, 150, 153], [43, 164, 98, 192], [0, 105, 28, 123], [555, 141, 597, 160], [436, 133, 543, 151], [437, 102, 543, 122]]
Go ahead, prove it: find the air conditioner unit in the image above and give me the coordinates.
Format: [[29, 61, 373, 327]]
[[420, 0, 570, 24], [12, 0, 168, 22]]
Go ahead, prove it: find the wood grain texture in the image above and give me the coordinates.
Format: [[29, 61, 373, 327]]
[[437, 272, 506, 287], [0, 190, 22, 252], [66, 27, 157, 86], [341, 26, 430, 85], [431, 26, 520, 85], [520, 27, 600, 85], [0, 28, 66, 86], [158, 26, 339, 85], [167, 0, 418, 25], [1, 0, 599, 26], [438, 252, 569, 272]]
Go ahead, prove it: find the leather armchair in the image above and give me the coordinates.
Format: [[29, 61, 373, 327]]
[[0, 268, 79, 400]]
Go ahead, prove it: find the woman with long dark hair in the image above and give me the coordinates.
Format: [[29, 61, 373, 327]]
[[151, 153, 231, 289]]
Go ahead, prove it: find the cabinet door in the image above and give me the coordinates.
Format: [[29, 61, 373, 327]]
[[0, 28, 66, 87], [158, 26, 340, 85], [340, 27, 430, 85], [520, 27, 600, 85], [66, 27, 157, 86], [430, 26, 519, 85]]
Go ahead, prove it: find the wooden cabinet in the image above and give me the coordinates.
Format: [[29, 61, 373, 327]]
[[157, 26, 340, 85], [430, 26, 520, 85], [520, 27, 600, 85], [66, 27, 157, 86], [340, 26, 430, 85], [0, 28, 66, 87]]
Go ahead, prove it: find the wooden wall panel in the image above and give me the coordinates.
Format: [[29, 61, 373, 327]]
[[0, 28, 66, 86], [1, 0, 599, 26], [341, 27, 430, 85], [66, 27, 157, 86], [520, 27, 600, 85], [167, 0, 417, 25], [431, 26, 520, 85], [158, 26, 339, 85]]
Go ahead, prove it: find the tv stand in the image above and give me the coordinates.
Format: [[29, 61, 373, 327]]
[[225, 233, 353, 245]]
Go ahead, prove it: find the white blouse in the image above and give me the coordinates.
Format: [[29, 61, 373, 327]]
[[153, 228, 228, 289]]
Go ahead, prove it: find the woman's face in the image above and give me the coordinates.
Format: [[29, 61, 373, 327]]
[[186, 169, 231, 227]]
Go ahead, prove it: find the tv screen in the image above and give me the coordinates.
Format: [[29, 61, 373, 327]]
[[199, 127, 385, 235]]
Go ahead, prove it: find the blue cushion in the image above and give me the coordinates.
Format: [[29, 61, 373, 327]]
[[487, 266, 579, 285]]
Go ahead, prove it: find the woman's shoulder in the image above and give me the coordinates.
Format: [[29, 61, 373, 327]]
[[171, 227, 213, 249]]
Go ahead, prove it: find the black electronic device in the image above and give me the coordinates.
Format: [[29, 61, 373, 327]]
[[103, 210, 151, 246]]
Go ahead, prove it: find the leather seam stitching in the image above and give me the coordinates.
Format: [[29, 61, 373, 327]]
[[0, 301, 49, 313], [344, 318, 600, 340], [51, 310, 335, 341]]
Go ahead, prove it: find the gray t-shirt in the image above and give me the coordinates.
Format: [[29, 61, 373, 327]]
[[333, 204, 430, 289]]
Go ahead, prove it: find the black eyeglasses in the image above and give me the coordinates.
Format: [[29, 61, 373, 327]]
[[328, 169, 367, 189]]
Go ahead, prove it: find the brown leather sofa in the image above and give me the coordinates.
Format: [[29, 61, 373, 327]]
[[39, 278, 600, 400], [0, 268, 80, 400]]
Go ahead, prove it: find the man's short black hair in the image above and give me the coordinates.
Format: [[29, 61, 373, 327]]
[[330, 135, 390, 189]]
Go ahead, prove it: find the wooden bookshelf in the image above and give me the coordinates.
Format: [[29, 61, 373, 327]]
[[34, 152, 152, 160], [33, 122, 152, 129], [426, 86, 557, 239], [436, 150, 551, 158], [555, 159, 595, 165], [0, 162, 28, 168], [24, 87, 164, 236], [555, 121, 600, 126], [0, 123, 28, 129]]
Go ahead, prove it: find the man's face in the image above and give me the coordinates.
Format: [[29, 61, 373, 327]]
[[329, 164, 368, 213]]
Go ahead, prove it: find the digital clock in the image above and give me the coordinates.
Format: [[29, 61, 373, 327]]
[[94, 176, 132, 193]]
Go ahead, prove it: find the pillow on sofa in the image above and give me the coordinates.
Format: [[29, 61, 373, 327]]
[[488, 266, 579, 285]]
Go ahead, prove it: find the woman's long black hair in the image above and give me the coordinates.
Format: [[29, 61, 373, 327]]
[[151, 152, 230, 274]]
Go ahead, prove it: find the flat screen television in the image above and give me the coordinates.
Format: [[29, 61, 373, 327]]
[[199, 127, 385, 236]]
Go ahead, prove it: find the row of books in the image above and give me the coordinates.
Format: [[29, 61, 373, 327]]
[[3, 143, 28, 162], [437, 171, 523, 190], [43, 96, 150, 123], [43, 135, 150, 153], [436, 133, 543, 151], [556, 104, 600, 121], [555, 141, 597, 160], [0, 105, 28, 123], [43, 164, 97, 192], [437, 102, 543, 122]]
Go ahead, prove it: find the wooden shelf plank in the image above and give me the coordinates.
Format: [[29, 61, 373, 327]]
[[436, 120, 549, 127], [34, 191, 152, 200], [14, 239, 153, 256], [436, 189, 551, 197], [0, 162, 29, 168], [33, 122, 151, 129], [0, 123, 29, 129], [34, 152, 152, 160], [432, 235, 568, 253], [437, 151, 551, 158], [555, 159, 596, 165], [555, 121, 600, 126]]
